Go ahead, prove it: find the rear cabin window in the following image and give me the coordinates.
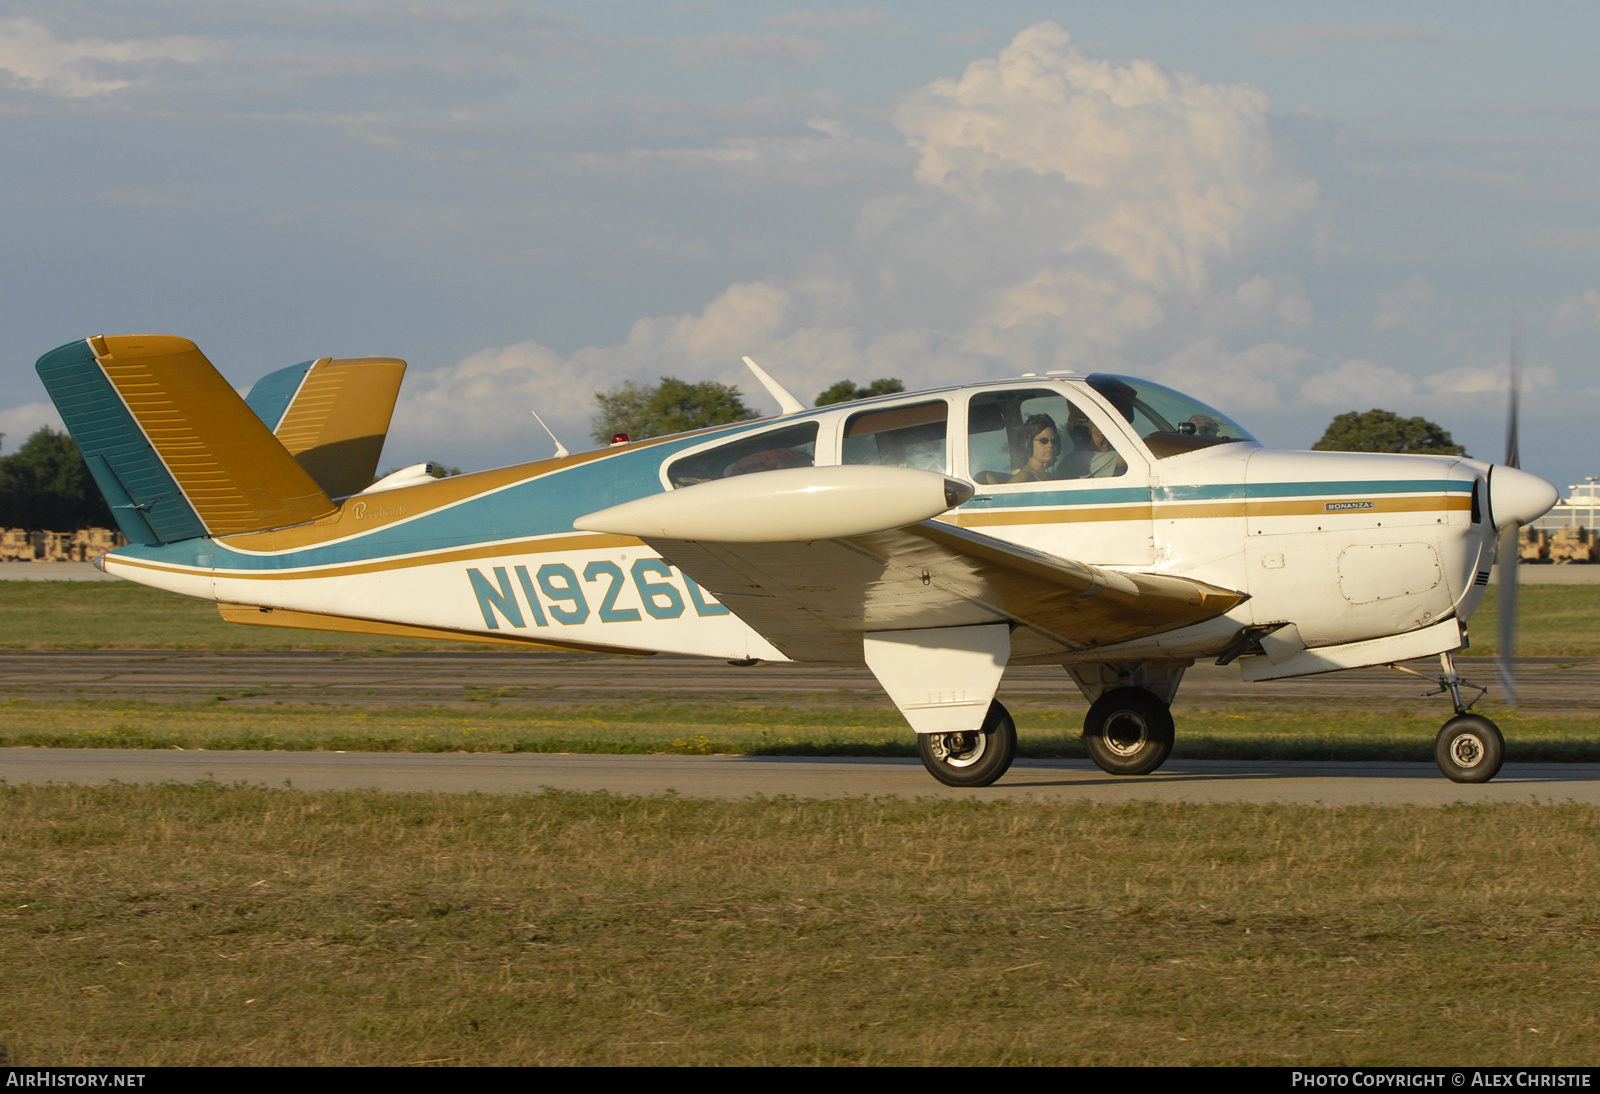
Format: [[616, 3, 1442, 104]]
[[666, 422, 819, 488], [841, 401, 948, 473]]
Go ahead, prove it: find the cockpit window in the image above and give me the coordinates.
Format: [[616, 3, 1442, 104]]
[[967, 389, 1128, 483], [1086, 374, 1256, 458], [667, 422, 819, 488]]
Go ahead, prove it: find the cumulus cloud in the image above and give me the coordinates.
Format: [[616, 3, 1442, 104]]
[[1149, 339, 1307, 413], [1204, 275, 1315, 328], [1299, 359, 1418, 406], [1424, 362, 1557, 395], [0, 17, 214, 98], [1373, 275, 1439, 331], [391, 282, 799, 458], [0, 401, 65, 445], [383, 24, 1331, 463], [1555, 289, 1600, 326], [896, 23, 1317, 291], [673, 32, 827, 67]]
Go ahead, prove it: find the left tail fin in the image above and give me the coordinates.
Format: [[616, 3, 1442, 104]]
[[245, 356, 406, 498], [36, 335, 337, 543]]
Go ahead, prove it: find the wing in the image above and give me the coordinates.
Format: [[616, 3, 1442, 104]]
[[641, 519, 1246, 664]]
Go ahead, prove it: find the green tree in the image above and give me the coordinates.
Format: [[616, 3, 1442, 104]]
[[814, 378, 905, 406], [1312, 409, 1467, 456], [0, 427, 115, 530], [591, 377, 755, 443]]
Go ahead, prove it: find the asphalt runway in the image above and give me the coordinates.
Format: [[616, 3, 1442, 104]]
[[5, 649, 1598, 803], [3, 748, 1598, 804], [1, 649, 1596, 714]]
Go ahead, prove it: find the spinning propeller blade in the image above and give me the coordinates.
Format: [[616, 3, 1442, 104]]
[[1494, 323, 1523, 706]]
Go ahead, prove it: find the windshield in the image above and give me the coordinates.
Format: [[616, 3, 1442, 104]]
[[1085, 374, 1256, 458]]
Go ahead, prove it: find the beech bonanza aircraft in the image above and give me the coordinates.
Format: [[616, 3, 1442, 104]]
[[37, 335, 1558, 787]]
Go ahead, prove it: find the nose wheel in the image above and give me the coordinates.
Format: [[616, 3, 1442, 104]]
[[1396, 652, 1504, 783], [1435, 714, 1505, 783]]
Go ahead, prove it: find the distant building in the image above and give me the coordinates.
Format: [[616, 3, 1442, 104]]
[[1532, 479, 1600, 532]]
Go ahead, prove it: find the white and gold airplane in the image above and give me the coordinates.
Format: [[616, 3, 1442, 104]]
[[37, 334, 1558, 787]]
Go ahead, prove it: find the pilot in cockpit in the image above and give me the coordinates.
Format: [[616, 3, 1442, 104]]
[[1008, 413, 1062, 483]]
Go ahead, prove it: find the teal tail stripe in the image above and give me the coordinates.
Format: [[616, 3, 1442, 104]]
[[35, 339, 206, 544], [244, 361, 315, 431]]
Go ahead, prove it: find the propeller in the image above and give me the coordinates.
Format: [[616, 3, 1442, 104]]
[[1493, 322, 1523, 706]]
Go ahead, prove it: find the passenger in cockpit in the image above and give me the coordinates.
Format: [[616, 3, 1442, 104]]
[[1087, 421, 1127, 477], [1009, 414, 1062, 482]]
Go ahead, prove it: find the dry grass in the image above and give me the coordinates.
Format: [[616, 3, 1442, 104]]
[[4, 581, 1600, 657], [0, 784, 1596, 1066]]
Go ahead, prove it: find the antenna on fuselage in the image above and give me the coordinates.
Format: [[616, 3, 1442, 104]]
[[742, 356, 806, 416], [529, 409, 570, 459]]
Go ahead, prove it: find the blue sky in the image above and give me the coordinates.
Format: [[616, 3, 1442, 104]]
[[2, 2, 1598, 487]]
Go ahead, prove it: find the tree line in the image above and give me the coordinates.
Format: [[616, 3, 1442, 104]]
[[0, 387, 1466, 533]]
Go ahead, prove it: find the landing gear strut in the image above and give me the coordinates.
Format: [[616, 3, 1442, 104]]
[[1395, 652, 1504, 784]]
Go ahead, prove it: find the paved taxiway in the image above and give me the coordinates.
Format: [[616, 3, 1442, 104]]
[[4, 749, 1599, 804], [4, 650, 1599, 712]]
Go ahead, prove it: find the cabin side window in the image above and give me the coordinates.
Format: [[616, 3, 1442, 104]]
[[666, 422, 819, 488], [967, 389, 1128, 484], [841, 401, 948, 473]]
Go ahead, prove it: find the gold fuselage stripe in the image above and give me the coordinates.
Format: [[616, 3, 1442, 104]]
[[952, 494, 1469, 527], [216, 602, 645, 655], [120, 496, 1470, 582]]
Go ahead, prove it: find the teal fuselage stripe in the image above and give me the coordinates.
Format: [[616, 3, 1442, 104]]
[[112, 422, 773, 572], [243, 361, 315, 432], [963, 478, 1467, 510], [35, 339, 206, 545], [99, 415, 1471, 577]]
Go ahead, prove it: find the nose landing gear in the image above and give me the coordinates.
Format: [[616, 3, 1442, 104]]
[[1395, 652, 1503, 784]]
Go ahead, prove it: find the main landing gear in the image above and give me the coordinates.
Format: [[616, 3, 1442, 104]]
[[917, 701, 1017, 787], [1082, 687, 1176, 776], [1065, 663, 1186, 777], [1396, 652, 1503, 784]]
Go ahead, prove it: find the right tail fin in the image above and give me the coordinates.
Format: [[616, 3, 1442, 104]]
[[245, 356, 406, 499], [36, 335, 338, 544]]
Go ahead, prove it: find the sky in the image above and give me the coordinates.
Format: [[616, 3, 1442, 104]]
[[2, 1, 1599, 489]]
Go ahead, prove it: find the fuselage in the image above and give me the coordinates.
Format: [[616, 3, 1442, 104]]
[[99, 373, 1512, 668]]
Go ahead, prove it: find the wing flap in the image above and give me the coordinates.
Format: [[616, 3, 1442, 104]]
[[644, 520, 1246, 663]]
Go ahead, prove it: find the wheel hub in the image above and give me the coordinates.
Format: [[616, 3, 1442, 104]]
[[1449, 733, 1485, 769], [1102, 712, 1149, 757], [930, 730, 987, 768]]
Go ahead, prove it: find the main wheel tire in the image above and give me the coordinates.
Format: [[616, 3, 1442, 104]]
[[917, 701, 1017, 788], [1435, 714, 1505, 783], [1083, 687, 1175, 776]]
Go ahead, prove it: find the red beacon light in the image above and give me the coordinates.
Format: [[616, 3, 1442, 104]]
[[610, 432, 630, 446]]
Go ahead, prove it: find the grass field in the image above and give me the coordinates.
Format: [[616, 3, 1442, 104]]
[[5, 581, 1600, 760], [4, 580, 1600, 657], [0, 581, 487, 651], [6, 697, 1600, 762], [1, 784, 1595, 1066]]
